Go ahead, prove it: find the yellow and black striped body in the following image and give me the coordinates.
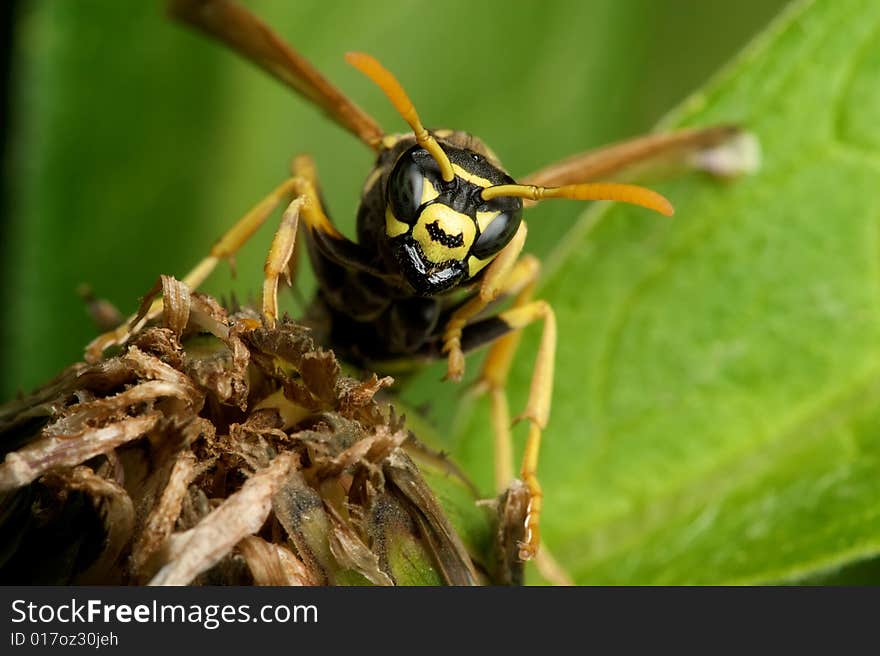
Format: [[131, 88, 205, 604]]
[[304, 131, 522, 364]]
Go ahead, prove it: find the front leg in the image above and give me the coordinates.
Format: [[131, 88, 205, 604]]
[[85, 155, 354, 360], [447, 264, 558, 562], [441, 222, 528, 381]]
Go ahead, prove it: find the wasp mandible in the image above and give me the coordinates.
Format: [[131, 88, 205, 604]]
[[88, 0, 743, 561]]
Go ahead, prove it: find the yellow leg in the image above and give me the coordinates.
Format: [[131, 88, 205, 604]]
[[442, 222, 528, 381], [85, 155, 343, 361], [476, 268, 569, 576], [186, 177, 301, 289], [85, 177, 298, 361], [262, 155, 343, 326], [439, 223, 555, 560], [288, 154, 344, 240], [488, 299, 555, 561], [449, 240, 554, 562], [469, 254, 541, 493], [262, 198, 304, 328]]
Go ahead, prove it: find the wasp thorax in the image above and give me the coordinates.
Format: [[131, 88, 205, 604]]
[[383, 144, 523, 295]]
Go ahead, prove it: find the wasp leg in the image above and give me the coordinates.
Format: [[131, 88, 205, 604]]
[[262, 197, 304, 328], [521, 124, 753, 188], [85, 177, 299, 360], [85, 156, 351, 360], [267, 155, 374, 326], [290, 154, 395, 283], [460, 296, 556, 562], [463, 255, 541, 494], [460, 262, 573, 580], [288, 154, 345, 241], [491, 299, 556, 562], [441, 215, 555, 561], [441, 222, 528, 381]]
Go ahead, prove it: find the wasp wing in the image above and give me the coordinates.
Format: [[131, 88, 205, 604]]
[[520, 125, 740, 186], [169, 0, 385, 149]]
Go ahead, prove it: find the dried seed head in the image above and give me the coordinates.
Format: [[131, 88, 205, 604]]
[[0, 276, 500, 586]]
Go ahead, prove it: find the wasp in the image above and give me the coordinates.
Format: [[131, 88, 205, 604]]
[[87, 0, 742, 562]]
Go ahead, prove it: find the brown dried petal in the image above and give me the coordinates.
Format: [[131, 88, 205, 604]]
[[280, 379, 323, 414], [132, 328, 185, 370], [0, 365, 85, 430], [184, 337, 248, 408], [123, 347, 201, 400], [223, 333, 251, 410], [148, 452, 297, 586], [336, 373, 392, 412], [188, 292, 230, 339], [158, 275, 191, 337], [130, 450, 198, 578], [0, 355, 136, 435], [44, 380, 197, 440], [41, 466, 135, 585], [299, 351, 340, 406], [491, 479, 530, 586], [181, 303, 250, 409], [327, 515, 393, 586], [72, 357, 138, 396], [244, 320, 317, 372], [237, 535, 313, 586], [0, 413, 161, 492], [316, 424, 408, 480]]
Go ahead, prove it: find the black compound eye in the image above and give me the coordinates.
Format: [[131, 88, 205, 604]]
[[472, 208, 522, 259], [388, 152, 426, 224]]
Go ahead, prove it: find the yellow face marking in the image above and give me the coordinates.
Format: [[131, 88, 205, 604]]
[[467, 255, 493, 278], [421, 178, 440, 205], [380, 133, 406, 150], [476, 210, 499, 233], [452, 164, 493, 188], [412, 204, 476, 264], [385, 207, 410, 238]]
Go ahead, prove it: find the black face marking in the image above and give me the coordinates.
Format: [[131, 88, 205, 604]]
[[426, 220, 464, 248], [394, 236, 468, 295]]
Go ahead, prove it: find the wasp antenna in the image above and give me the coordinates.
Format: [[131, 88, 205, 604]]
[[346, 52, 455, 182], [481, 182, 674, 217]]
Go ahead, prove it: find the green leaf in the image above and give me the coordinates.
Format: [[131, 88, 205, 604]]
[[447, 0, 880, 584]]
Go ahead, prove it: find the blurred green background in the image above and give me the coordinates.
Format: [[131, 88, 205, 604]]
[[0, 0, 786, 400]]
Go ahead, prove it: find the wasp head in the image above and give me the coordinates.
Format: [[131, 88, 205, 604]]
[[383, 143, 523, 296]]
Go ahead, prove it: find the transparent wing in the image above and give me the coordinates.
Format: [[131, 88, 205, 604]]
[[520, 125, 741, 186]]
